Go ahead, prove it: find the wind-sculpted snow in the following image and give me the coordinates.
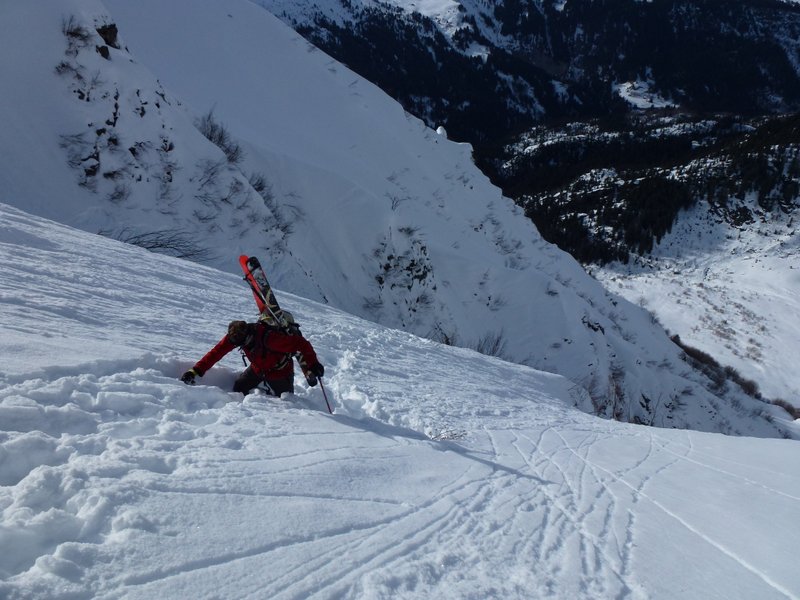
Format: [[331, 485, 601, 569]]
[[2, 207, 800, 598]]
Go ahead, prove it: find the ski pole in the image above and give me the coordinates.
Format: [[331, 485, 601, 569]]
[[319, 377, 333, 414]]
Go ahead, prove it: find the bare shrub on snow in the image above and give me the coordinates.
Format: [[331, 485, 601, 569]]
[[471, 331, 508, 359], [102, 227, 215, 262], [195, 110, 243, 165]]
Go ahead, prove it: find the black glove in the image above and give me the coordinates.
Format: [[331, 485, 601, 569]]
[[181, 368, 198, 385], [304, 363, 324, 387]]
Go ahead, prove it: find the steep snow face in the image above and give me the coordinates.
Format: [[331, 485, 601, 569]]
[[0, 0, 292, 261], [2, 205, 800, 600], [0, 0, 793, 434]]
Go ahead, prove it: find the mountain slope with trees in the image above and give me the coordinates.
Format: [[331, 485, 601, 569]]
[[251, 0, 800, 405], [1, 0, 796, 432], [256, 0, 800, 141]]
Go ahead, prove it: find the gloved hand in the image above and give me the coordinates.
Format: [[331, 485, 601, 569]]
[[180, 368, 199, 385], [303, 363, 324, 387]]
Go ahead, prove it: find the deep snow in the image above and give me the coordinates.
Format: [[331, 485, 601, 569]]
[[0, 0, 794, 435], [1, 1, 799, 595], [2, 205, 800, 599]]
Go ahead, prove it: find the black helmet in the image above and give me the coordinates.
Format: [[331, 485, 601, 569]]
[[227, 320, 251, 346]]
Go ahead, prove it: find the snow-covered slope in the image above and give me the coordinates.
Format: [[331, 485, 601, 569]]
[[249, 0, 800, 411], [597, 200, 800, 406], [2, 205, 800, 600], [255, 0, 508, 48], [0, 0, 794, 434], [493, 113, 800, 408]]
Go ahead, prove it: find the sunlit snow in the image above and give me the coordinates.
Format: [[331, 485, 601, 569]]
[[2, 205, 800, 599], [1, 0, 800, 596]]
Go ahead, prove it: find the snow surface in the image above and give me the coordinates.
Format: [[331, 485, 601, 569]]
[[613, 79, 676, 110], [245, 0, 800, 409], [596, 200, 800, 406], [2, 0, 795, 435], [251, 0, 517, 51], [2, 204, 800, 599], [1, 5, 799, 594]]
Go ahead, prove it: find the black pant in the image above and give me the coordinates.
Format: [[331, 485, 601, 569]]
[[233, 366, 294, 396]]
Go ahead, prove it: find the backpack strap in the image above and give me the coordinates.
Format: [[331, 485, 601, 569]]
[[244, 323, 293, 374]]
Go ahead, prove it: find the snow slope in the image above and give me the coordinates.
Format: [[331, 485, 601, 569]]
[[596, 201, 800, 406], [247, 0, 800, 409], [2, 205, 800, 599], [0, 0, 794, 434]]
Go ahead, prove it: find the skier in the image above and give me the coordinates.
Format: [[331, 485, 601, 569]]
[[180, 312, 324, 396]]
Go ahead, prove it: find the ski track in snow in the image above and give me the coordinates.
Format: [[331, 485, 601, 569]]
[[1, 366, 798, 599], [2, 212, 800, 598], [3, 359, 798, 599], [0, 0, 798, 593], [549, 430, 796, 600]]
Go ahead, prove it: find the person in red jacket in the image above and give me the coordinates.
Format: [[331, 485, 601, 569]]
[[180, 315, 324, 396]]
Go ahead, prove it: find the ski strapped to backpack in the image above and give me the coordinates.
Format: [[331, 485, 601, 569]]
[[238, 255, 333, 413], [239, 255, 287, 327]]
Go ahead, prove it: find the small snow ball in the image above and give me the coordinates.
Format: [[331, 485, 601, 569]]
[[436, 126, 448, 139]]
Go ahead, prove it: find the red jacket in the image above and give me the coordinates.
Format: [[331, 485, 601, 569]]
[[193, 323, 319, 380]]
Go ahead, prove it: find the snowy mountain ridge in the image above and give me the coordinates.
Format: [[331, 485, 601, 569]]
[[0, 0, 796, 435], [1, 2, 800, 596], [253, 0, 800, 141]]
